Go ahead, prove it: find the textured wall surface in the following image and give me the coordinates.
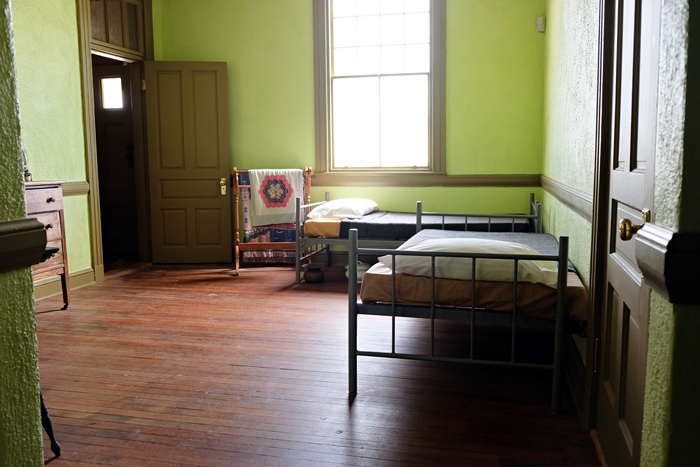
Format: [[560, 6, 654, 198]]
[[155, 0, 546, 213], [542, 0, 598, 192], [10, 0, 90, 273], [641, 1, 700, 466], [0, 1, 44, 465], [540, 0, 598, 276]]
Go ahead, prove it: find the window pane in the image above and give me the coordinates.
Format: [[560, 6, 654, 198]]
[[381, 45, 404, 74], [381, 0, 404, 14], [333, 17, 356, 47], [381, 14, 404, 45], [126, 3, 139, 51], [333, 77, 380, 168], [357, 46, 380, 74], [405, 13, 429, 44], [405, 44, 429, 72], [333, 0, 356, 17], [101, 77, 123, 109], [380, 75, 429, 167], [334, 47, 358, 76], [405, 0, 430, 13], [356, 15, 380, 46], [357, 0, 380, 16]]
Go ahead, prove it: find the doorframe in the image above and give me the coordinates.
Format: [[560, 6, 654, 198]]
[[584, 0, 616, 431], [76, 0, 154, 281]]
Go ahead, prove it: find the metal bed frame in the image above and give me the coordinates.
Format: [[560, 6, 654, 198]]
[[294, 193, 544, 284], [347, 229, 569, 413]]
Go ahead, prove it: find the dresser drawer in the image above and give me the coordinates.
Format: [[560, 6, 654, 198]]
[[34, 211, 62, 241], [25, 187, 63, 213], [31, 239, 65, 276]]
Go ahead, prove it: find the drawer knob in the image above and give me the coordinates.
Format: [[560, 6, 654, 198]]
[[45, 223, 54, 230], [46, 196, 56, 203]]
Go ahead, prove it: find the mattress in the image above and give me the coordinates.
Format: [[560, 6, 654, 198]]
[[358, 230, 589, 322], [304, 211, 533, 239]]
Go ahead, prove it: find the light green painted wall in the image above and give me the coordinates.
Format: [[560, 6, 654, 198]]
[[542, 0, 598, 193], [541, 1, 598, 358], [312, 186, 542, 214], [0, 0, 44, 464], [154, 0, 546, 213], [447, 0, 545, 175], [11, 0, 92, 273], [156, 0, 316, 171], [541, 0, 597, 277]]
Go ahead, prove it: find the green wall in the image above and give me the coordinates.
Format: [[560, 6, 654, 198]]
[[154, 0, 546, 213], [541, 0, 599, 285], [0, 0, 43, 464], [11, 0, 92, 273], [447, 0, 545, 175]]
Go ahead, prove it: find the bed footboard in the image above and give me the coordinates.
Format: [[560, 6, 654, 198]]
[[347, 229, 569, 413]]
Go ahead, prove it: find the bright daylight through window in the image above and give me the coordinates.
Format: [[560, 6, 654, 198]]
[[331, 0, 431, 169], [101, 77, 123, 109]]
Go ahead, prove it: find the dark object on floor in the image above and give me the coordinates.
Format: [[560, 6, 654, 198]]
[[303, 264, 324, 283], [40, 391, 60, 457]]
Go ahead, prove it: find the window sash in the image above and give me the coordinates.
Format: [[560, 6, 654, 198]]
[[313, 0, 445, 178]]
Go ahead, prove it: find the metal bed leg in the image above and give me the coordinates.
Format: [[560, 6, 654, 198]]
[[348, 229, 358, 395], [551, 237, 569, 413]]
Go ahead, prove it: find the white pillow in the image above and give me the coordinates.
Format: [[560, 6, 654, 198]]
[[378, 238, 559, 288], [307, 198, 379, 219]]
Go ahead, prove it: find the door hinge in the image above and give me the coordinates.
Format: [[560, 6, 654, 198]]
[[142, 79, 146, 91], [593, 337, 601, 374]]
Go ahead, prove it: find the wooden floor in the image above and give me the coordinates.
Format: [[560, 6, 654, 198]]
[[36, 264, 601, 467]]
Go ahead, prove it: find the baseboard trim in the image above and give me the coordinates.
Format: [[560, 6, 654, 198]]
[[33, 267, 95, 302], [540, 175, 593, 223]]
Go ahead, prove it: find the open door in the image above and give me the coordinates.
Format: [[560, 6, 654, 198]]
[[593, 0, 661, 465], [144, 61, 232, 263]]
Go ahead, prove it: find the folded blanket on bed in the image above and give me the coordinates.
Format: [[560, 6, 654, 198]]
[[249, 169, 303, 227]]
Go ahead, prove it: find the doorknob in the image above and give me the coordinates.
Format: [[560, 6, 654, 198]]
[[619, 218, 643, 241], [219, 178, 227, 195], [619, 208, 650, 241]]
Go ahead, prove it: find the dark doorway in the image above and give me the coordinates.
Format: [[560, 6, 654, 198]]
[[92, 54, 140, 269]]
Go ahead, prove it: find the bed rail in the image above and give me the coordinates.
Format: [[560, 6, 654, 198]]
[[415, 193, 543, 233], [296, 193, 543, 283], [347, 228, 568, 413]]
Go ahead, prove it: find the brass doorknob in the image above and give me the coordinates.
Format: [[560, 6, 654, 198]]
[[619, 218, 643, 241]]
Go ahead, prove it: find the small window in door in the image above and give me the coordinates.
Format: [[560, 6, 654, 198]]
[[101, 77, 123, 109]]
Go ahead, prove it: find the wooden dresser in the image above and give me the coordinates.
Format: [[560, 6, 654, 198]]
[[25, 181, 69, 309]]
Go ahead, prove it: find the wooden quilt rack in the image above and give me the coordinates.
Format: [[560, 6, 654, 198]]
[[231, 167, 312, 275]]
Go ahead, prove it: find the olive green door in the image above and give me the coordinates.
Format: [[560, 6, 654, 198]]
[[595, 0, 661, 465], [144, 61, 232, 263]]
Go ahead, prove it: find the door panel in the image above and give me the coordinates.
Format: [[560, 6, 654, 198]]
[[596, 0, 661, 466], [145, 61, 232, 263]]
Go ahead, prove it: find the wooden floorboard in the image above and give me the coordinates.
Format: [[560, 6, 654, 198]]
[[36, 264, 600, 466]]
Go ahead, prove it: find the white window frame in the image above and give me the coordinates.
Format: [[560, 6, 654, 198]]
[[313, 0, 446, 186]]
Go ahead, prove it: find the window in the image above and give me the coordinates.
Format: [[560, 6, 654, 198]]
[[314, 0, 446, 182], [100, 77, 123, 109]]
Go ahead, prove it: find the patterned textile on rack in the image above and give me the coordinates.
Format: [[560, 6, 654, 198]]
[[239, 173, 297, 264], [249, 169, 303, 227]]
